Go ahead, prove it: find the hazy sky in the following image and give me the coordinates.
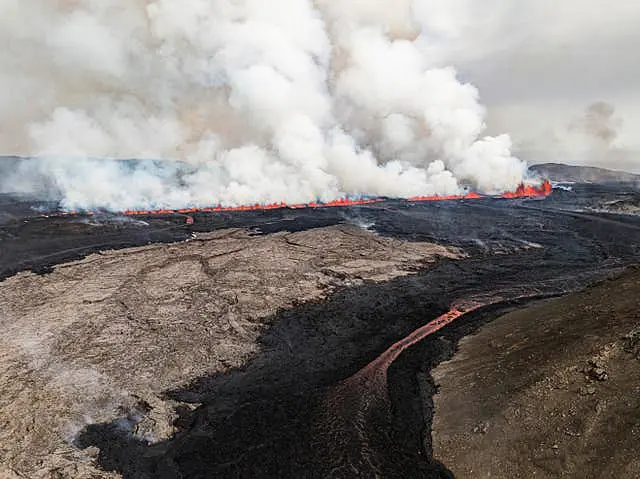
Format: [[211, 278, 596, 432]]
[[434, 0, 640, 172]]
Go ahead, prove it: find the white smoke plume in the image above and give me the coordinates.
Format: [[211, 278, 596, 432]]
[[0, 0, 527, 211]]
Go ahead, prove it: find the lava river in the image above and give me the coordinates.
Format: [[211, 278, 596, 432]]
[[307, 292, 551, 477]]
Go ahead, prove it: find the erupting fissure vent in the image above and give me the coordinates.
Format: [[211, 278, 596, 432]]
[[47, 180, 552, 217]]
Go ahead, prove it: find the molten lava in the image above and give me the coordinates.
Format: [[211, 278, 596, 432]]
[[48, 180, 552, 217], [122, 180, 552, 216], [350, 300, 487, 387]]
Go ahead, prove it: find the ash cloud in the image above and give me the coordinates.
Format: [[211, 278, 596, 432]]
[[0, 0, 528, 211], [571, 103, 638, 174], [519, 102, 638, 174], [570, 102, 622, 147]]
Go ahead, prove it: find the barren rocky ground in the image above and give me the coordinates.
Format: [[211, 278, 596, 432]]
[[432, 268, 640, 479], [0, 225, 457, 478]]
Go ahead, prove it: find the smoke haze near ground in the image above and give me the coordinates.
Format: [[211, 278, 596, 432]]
[[0, 0, 532, 211]]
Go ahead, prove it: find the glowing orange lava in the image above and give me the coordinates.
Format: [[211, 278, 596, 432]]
[[349, 300, 486, 387], [47, 180, 552, 217]]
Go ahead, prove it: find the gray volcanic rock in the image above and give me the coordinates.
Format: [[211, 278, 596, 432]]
[[595, 197, 640, 215]]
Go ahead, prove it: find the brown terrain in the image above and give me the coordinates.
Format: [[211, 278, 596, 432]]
[[0, 225, 457, 478], [433, 267, 640, 479]]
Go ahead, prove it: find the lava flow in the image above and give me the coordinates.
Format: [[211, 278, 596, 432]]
[[39, 180, 552, 221], [323, 299, 490, 402], [309, 292, 550, 476], [122, 180, 552, 216], [46, 180, 551, 218], [308, 299, 492, 475]]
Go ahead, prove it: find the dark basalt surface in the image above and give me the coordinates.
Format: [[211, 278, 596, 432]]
[[1, 182, 640, 477], [2, 183, 638, 281]]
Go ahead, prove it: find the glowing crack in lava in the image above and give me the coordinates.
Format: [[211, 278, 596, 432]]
[[53, 180, 552, 217]]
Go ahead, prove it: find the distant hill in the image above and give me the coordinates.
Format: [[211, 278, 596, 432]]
[[530, 163, 640, 183]]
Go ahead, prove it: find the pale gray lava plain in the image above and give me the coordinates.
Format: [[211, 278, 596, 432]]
[[0, 179, 639, 478]]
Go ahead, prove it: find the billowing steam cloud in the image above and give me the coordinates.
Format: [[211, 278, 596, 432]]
[[0, 0, 527, 211]]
